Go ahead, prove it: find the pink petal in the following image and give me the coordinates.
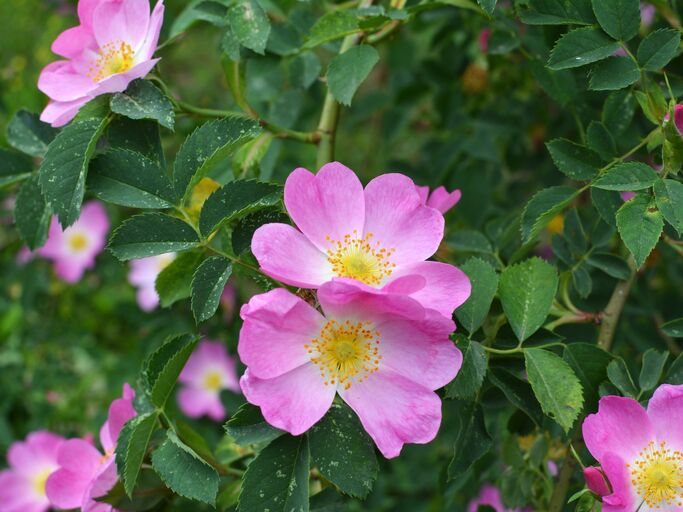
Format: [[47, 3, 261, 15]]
[[584, 466, 611, 497], [426, 186, 461, 214], [415, 185, 430, 204], [137, 285, 159, 311], [45, 467, 94, 509], [582, 396, 654, 463], [600, 452, 637, 512], [53, 258, 89, 283], [40, 97, 90, 127], [38, 61, 97, 102], [106, 385, 136, 446], [467, 484, 504, 512], [7, 431, 63, 475], [179, 341, 239, 392], [78, 201, 110, 238], [647, 384, 683, 450], [339, 369, 442, 458], [177, 386, 225, 421], [78, 0, 100, 28], [52, 25, 97, 59], [56, 439, 102, 477], [674, 104, 683, 135], [92, 0, 151, 51], [81, 458, 117, 512], [363, 173, 444, 265], [251, 223, 333, 288], [238, 288, 325, 379], [385, 261, 471, 319], [0, 471, 46, 512], [136, 1, 165, 61], [93, 58, 159, 95], [240, 365, 335, 436], [284, 163, 365, 252]]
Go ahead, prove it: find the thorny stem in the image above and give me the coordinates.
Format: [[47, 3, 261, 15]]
[[482, 341, 565, 355]]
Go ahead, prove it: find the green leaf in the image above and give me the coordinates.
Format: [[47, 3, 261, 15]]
[[0, 148, 33, 188], [191, 257, 233, 323], [589, 57, 640, 91], [602, 90, 636, 136], [665, 352, 683, 384], [238, 434, 309, 512], [447, 401, 492, 480], [227, 0, 271, 55], [662, 318, 683, 338], [607, 357, 638, 397], [14, 176, 52, 250], [591, 0, 640, 41], [447, 230, 493, 254], [327, 45, 379, 106], [108, 213, 200, 261], [96, 469, 164, 510], [586, 253, 632, 280], [88, 149, 176, 209], [152, 430, 219, 506], [572, 262, 593, 298], [115, 411, 159, 497], [521, 186, 578, 242], [108, 118, 164, 165], [616, 194, 663, 268], [654, 179, 683, 235], [529, 61, 577, 105], [639, 349, 669, 392], [591, 187, 622, 227], [199, 179, 281, 236], [499, 258, 559, 342], [290, 53, 322, 89], [232, 209, 289, 255], [6, 109, 57, 157], [455, 259, 498, 334], [304, 11, 359, 49], [169, 0, 227, 38], [488, 368, 544, 425], [525, 348, 584, 432], [110, 80, 175, 130], [477, 0, 497, 15], [547, 28, 620, 70], [156, 252, 204, 308], [638, 29, 681, 71], [563, 343, 613, 412], [519, 0, 595, 25], [173, 116, 261, 202], [38, 116, 109, 226], [546, 139, 600, 180], [143, 333, 199, 409], [586, 121, 616, 160], [446, 337, 488, 399], [224, 403, 284, 446], [593, 162, 659, 191], [309, 402, 378, 499]]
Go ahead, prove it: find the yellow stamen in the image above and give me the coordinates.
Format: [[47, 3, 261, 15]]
[[68, 233, 88, 252], [325, 231, 396, 286], [627, 440, 683, 508], [88, 40, 134, 82], [32, 468, 52, 497], [203, 371, 223, 392]]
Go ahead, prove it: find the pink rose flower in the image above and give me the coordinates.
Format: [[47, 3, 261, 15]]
[[251, 162, 471, 319], [177, 340, 240, 421], [582, 384, 683, 511], [467, 484, 531, 512], [46, 384, 136, 512], [36, 201, 109, 283], [39, 0, 165, 127], [128, 253, 175, 311], [666, 104, 683, 135], [641, 3, 656, 28], [0, 431, 65, 512], [238, 279, 462, 458], [415, 184, 462, 214]]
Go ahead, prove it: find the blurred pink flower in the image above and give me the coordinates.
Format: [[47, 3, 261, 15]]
[[39, 0, 165, 127], [665, 104, 683, 134], [177, 340, 240, 421], [16, 247, 34, 265], [46, 384, 136, 512], [479, 29, 491, 53], [641, 2, 656, 28], [128, 253, 175, 311], [238, 280, 461, 458], [220, 283, 237, 322], [415, 184, 462, 214], [0, 431, 65, 512], [36, 201, 109, 283], [251, 162, 471, 319], [582, 384, 683, 511], [467, 484, 531, 512]]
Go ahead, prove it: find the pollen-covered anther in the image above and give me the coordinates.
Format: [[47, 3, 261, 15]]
[[627, 440, 683, 508], [304, 319, 381, 390], [325, 230, 396, 286], [88, 40, 134, 82]]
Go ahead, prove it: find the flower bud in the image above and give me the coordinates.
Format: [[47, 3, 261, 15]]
[[583, 466, 612, 497]]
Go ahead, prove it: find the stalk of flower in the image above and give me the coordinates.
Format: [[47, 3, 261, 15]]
[[38, 0, 165, 127], [238, 279, 463, 458], [128, 253, 176, 311], [0, 431, 65, 512], [251, 162, 471, 319], [177, 340, 240, 421]]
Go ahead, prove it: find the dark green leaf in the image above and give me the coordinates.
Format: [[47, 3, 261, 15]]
[[572, 262, 593, 298], [639, 349, 669, 392], [488, 368, 544, 425], [110, 80, 175, 130], [224, 403, 284, 446], [591, 0, 640, 41], [545, 139, 600, 180], [547, 28, 620, 70], [156, 252, 204, 307], [563, 343, 612, 412], [519, 0, 595, 25], [0, 148, 32, 188], [446, 337, 488, 399], [593, 162, 659, 191], [602, 90, 636, 136], [654, 179, 683, 235], [616, 194, 663, 268], [304, 11, 359, 49], [14, 176, 52, 249], [477, 0, 497, 15], [521, 186, 578, 242], [191, 257, 233, 323], [637, 29, 681, 71], [665, 352, 683, 383], [290, 53, 322, 89], [327, 46, 379, 106], [227, 0, 271, 55], [6, 109, 57, 157], [447, 230, 493, 254], [607, 358, 638, 397], [662, 318, 683, 338], [586, 253, 631, 279], [115, 412, 159, 497], [143, 333, 199, 409], [591, 187, 622, 227], [232, 209, 289, 255], [447, 401, 492, 480], [586, 121, 616, 160], [108, 118, 164, 165], [96, 469, 164, 511], [589, 57, 640, 91], [455, 259, 498, 334]]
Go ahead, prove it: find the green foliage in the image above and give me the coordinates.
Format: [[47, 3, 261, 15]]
[[547, 28, 620, 70], [563, 343, 612, 412], [110, 80, 175, 130], [639, 349, 669, 392], [227, 0, 271, 55], [521, 186, 578, 242], [447, 401, 492, 480], [446, 337, 487, 399], [304, 11, 359, 49], [6, 109, 56, 157], [589, 57, 640, 91], [327, 46, 379, 106], [14, 176, 51, 249], [545, 139, 600, 180], [654, 179, 683, 235], [616, 194, 663, 268], [637, 29, 681, 71], [662, 318, 683, 338], [191, 256, 233, 323], [519, 0, 595, 25], [115, 412, 160, 497], [155, 252, 204, 308], [607, 357, 638, 397], [593, 162, 659, 191], [455, 258, 498, 334], [143, 333, 199, 409], [0, 148, 32, 188], [225, 403, 284, 446], [591, 0, 640, 41]]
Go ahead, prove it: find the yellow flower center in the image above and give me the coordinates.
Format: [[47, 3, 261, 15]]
[[32, 468, 52, 497], [203, 371, 223, 392], [325, 231, 396, 286], [628, 440, 683, 508], [88, 40, 134, 82], [67, 232, 88, 252], [157, 253, 175, 272], [99, 447, 115, 465], [305, 319, 381, 390]]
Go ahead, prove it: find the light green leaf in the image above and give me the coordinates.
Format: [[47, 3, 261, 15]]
[[639, 349, 669, 392], [0, 148, 33, 188], [638, 29, 681, 71], [156, 252, 204, 308], [446, 337, 487, 399], [499, 258, 559, 342], [143, 333, 199, 409], [14, 176, 52, 250], [115, 412, 159, 497], [591, 0, 640, 41], [108, 213, 200, 261], [327, 45, 379, 106], [110, 80, 175, 130], [191, 257, 233, 323], [6, 109, 57, 157], [654, 179, 683, 234], [593, 162, 659, 191], [304, 11, 359, 49], [521, 186, 578, 242], [616, 194, 663, 268], [447, 401, 492, 480], [589, 57, 640, 91], [227, 0, 271, 55], [454, 259, 499, 334], [546, 139, 600, 180], [152, 430, 219, 505], [547, 27, 620, 70], [525, 348, 584, 432], [224, 403, 284, 446]]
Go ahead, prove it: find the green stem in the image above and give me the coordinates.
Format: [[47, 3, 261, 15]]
[[483, 341, 565, 355], [176, 100, 240, 119]]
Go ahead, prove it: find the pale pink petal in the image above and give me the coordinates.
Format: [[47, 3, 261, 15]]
[[78, 201, 110, 238], [78, 0, 100, 28], [339, 369, 442, 458], [284, 163, 365, 252], [179, 341, 239, 392], [467, 484, 504, 512], [251, 223, 333, 288], [92, 0, 151, 51], [56, 439, 102, 477], [137, 286, 159, 311], [106, 384, 136, 447], [52, 26, 97, 59], [7, 431, 63, 476], [583, 396, 654, 463], [647, 384, 683, 450], [136, 1, 165, 61], [81, 458, 117, 512], [23, 431, 64, 466], [177, 386, 225, 421], [99, 422, 113, 454], [600, 452, 637, 512], [94, 58, 159, 95], [238, 288, 325, 379], [40, 97, 90, 127], [240, 365, 335, 436], [363, 173, 444, 265], [53, 257, 88, 283], [46, 467, 96, 508], [38, 61, 97, 102], [178, 340, 219, 383], [0, 471, 45, 512], [385, 261, 471, 319], [415, 185, 429, 204]]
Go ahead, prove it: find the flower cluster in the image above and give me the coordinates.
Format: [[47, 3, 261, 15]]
[[239, 162, 470, 457]]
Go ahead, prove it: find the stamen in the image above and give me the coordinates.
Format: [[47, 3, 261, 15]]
[[67, 232, 88, 252], [88, 40, 134, 82], [627, 440, 683, 508], [203, 371, 223, 392], [325, 231, 396, 286]]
